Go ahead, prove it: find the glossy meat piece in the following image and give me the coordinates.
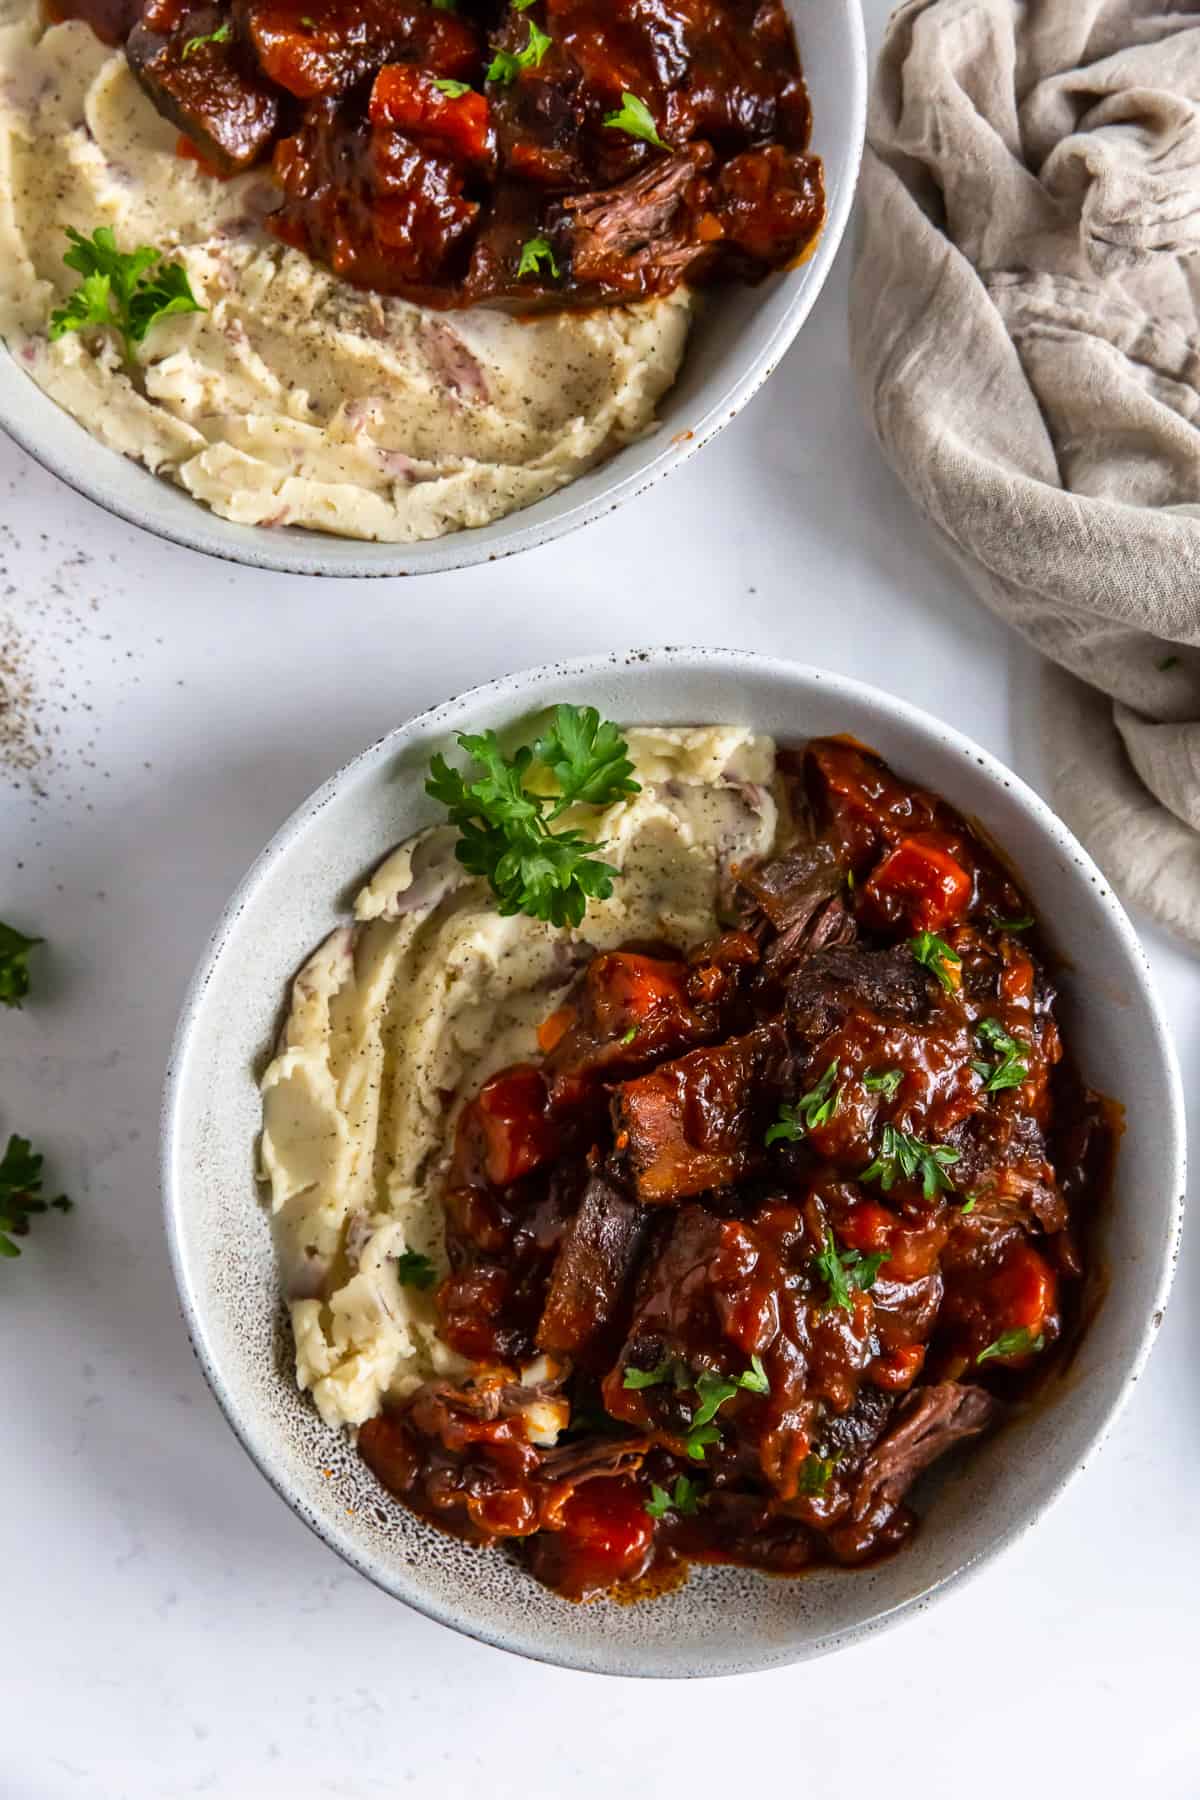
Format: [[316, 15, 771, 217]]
[[712, 145, 823, 266], [613, 1025, 787, 1203], [536, 1174, 649, 1365], [244, 0, 476, 99], [828, 1381, 996, 1564], [551, 154, 713, 299], [272, 103, 481, 293], [126, 18, 280, 173], [358, 1379, 543, 1543], [785, 944, 932, 1045], [543, 948, 726, 1086]]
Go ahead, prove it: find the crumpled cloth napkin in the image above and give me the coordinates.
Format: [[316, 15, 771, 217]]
[[850, 0, 1200, 946]]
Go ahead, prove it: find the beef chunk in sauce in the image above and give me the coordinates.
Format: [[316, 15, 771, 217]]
[[72, 0, 825, 307], [350, 734, 1109, 1603]]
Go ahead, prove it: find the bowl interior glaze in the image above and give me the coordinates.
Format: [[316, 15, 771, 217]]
[[161, 649, 1185, 1677]]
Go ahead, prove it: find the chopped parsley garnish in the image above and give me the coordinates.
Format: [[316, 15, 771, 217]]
[[394, 1251, 437, 1289], [994, 914, 1034, 932], [182, 20, 232, 55], [684, 1422, 721, 1461], [433, 77, 471, 96], [619, 1025, 638, 1047], [798, 1452, 838, 1496], [863, 1067, 903, 1100], [861, 1123, 960, 1200], [602, 90, 669, 149], [0, 1134, 72, 1261], [645, 1475, 701, 1519], [516, 234, 560, 280], [627, 1355, 767, 1460], [487, 20, 551, 83], [960, 1193, 978, 1215], [811, 1228, 890, 1313], [909, 929, 961, 994], [972, 1017, 1029, 1093], [0, 921, 43, 1009], [690, 1358, 768, 1426], [431, 0, 457, 10], [622, 1355, 686, 1391], [426, 704, 639, 928], [765, 1061, 841, 1146], [532, 704, 639, 813], [977, 1326, 1045, 1364], [49, 226, 204, 365]]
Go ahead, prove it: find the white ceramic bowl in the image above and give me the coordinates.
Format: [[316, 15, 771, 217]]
[[161, 649, 1186, 1675], [0, 4, 866, 575]]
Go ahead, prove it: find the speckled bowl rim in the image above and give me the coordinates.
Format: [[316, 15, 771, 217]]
[[160, 648, 1187, 1673], [0, 4, 867, 577]]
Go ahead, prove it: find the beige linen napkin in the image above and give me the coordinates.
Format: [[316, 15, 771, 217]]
[[850, 0, 1200, 945]]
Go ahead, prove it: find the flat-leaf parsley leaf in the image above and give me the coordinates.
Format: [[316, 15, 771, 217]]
[[49, 226, 204, 365], [765, 1061, 841, 1146], [644, 1475, 701, 1519], [426, 706, 638, 927], [861, 1122, 960, 1199], [182, 20, 232, 55], [395, 1251, 437, 1289], [909, 929, 961, 994], [602, 91, 668, 149], [977, 1326, 1044, 1364], [516, 235, 559, 279], [972, 1017, 1029, 1093], [0, 1134, 72, 1261], [0, 921, 43, 1009], [811, 1228, 890, 1313], [487, 20, 550, 82]]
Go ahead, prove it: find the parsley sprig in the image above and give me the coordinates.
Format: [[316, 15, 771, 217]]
[[0, 1135, 72, 1260], [426, 705, 639, 928], [909, 929, 961, 994], [811, 1228, 889, 1312], [765, 1061, 841, 1146], [977, 1326, 1044, 1364], [971, 1018, 1029, 1094], [645, 1475, 702, 1519], [0, 921, 43, 1009], [49, 226, 204, 367], [863, 1068, 903, 1100], [487, 20, 550, 83], [861, 1123, 960, 1200], [603, 90, 669, 149]]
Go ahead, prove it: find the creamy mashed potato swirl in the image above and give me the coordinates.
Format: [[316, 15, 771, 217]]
[[0, 0, 692, 541], [259, 727, 779, 1430]]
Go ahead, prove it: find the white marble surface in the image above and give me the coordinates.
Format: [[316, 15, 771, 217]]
[[2, 2, 1197, 1793]]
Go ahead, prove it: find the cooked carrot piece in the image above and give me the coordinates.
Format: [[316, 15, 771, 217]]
[[864, 833, 973, 932]]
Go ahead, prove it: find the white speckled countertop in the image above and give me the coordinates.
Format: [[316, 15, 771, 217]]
[[2, 3, 1197, 1792]]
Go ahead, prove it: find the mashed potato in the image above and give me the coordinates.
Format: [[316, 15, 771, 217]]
[[259, 727, 779, 1430], [0, 0, 693, 541]]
